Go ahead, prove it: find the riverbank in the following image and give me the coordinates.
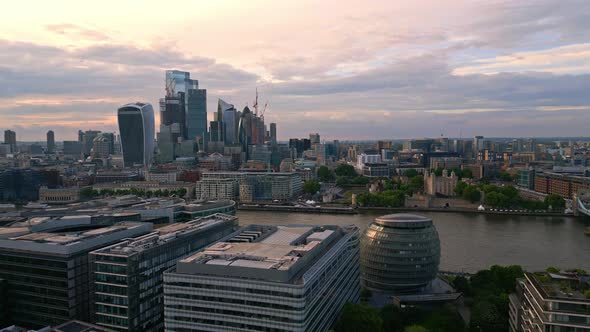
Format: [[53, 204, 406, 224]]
[[238, 204, 356, 214], [237, 203, 574, 217]]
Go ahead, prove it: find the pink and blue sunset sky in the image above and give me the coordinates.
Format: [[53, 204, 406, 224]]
[[1, 0, 590, 140]]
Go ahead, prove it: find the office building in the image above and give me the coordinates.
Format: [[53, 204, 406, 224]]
[[361, 214, 440, 292], [118, 102, 155, 167], [473, 135, 484, 154], [90, 214, 238, 332], [165, 70, 207, 143], [509, 271, 590, 332], [92, 133, 115, 159], [80, 130, 101, 156], [201, 171, 303, 201], [63, 141, 83, 157], [46, 130, 55, 154], [270, 123, 277, 144], [3, 130, 16, 153], [164, 224, 360, 332], [0, 222, 152, 328], [517, 167, 535, 190], [220, 99, 237, 144], [195, 178, 239, 200], [309, 133, 320, 145]]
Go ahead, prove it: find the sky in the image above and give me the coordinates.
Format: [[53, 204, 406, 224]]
[[1, 0, 590, 141]]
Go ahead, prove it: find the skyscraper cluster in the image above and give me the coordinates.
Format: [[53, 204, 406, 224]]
[[157, 70, 207, 162]]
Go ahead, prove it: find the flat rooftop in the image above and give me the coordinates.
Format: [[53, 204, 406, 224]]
[[0, 222, 152, 256], [175, 224, 347, 283], [92, 214, 238, 257]]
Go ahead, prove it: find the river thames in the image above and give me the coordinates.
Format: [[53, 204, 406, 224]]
[[236, 210, 590, 273]]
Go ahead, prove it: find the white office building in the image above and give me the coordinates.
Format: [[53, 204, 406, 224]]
[[163, 224, 361, 332]]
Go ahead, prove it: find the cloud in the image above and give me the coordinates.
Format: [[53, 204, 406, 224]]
[[45, 23, 110, 41], [2, 0, 590, 140]]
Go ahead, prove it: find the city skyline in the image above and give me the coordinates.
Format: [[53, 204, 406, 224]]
[[2, 0, 590, 140]]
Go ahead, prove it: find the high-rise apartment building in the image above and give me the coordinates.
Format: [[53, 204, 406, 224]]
[[46, 130, 55, 153], [118, 102, 155, 167], [90, 214, 238, 332], [163, 224, 360, 332], [509, 271, 590, 332], [3, 130, 16, 153]]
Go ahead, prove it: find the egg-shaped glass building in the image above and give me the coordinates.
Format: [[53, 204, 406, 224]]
[[361, 214, 440, 292]]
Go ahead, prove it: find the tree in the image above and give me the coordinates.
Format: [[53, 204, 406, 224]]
[[544, 194, 565, 210], [335, 164, 357, 177], [546, 266, 560, 273], [462, 186, 481, 203], [455, 181, 468, 196], [453, 276, 472, 296], [176, 188, 188, 197], [470, 300, 502, 332], [484, 192, 510, 208], [409, 175, 424, 193], [80, 186, 97, 198], [499, 172, 514, 182], [318, 166, 335, 182], [335, 303, 383, 332], [303, 180, 321, 194], [405, 325, 429, 332], [404, 169, 419, 178]]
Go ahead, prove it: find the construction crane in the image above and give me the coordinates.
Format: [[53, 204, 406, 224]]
[[260, 102, 269, 121]]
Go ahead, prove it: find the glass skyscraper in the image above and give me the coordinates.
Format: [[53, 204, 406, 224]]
[[117, 102, 155, 167], [164, 70, 207, 144]]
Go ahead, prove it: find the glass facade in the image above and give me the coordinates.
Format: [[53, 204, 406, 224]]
[[361, 214, 440, 292], [91, 217, 238, 332], [118, 103, 155, 167], [0, 252, 89, 328]]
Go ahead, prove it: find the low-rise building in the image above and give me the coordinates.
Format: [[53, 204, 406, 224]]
[[93, 181, 196, 199], [38, 186, 80, 204], [424, 169, 458, 197], [90, 214, 238, 332], [534, 172, 590, 199], [164, 224, 360, 332]]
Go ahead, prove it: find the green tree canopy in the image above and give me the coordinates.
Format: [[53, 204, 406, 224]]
[[335, 303, 383, 332], [404, 169, 419, 178], [404, 325, 429, 332], [544, 194, 565, 210], [303, 180, 321, 194], [462, 186, 481, 203], [318, 166, 335, 182], [335, 164, 357, 177], [455, 181, 468, 196]]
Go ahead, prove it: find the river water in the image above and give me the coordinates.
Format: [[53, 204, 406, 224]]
[[236, 210, 590, 273]]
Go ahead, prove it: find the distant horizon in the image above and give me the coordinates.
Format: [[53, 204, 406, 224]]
[[9, 134, 590, 145]]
